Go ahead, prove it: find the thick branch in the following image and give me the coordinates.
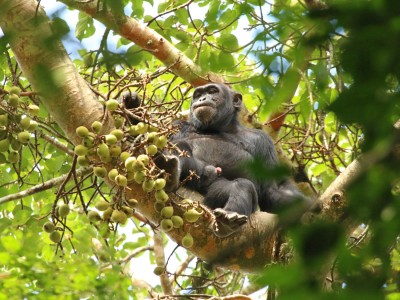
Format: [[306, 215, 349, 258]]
[[59, 0, 224, 87], [0, 0, 112, 144]]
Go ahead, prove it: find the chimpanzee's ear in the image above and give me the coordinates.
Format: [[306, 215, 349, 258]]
[[233, 92, 242, 110]]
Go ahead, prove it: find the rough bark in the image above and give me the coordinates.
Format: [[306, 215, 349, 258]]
[[0, 0, 111, 145]]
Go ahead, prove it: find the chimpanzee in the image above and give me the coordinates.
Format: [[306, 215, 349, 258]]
[[157, 83, 309, 237]]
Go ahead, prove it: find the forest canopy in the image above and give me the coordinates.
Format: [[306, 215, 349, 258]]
[[0, 0, 399, 299]]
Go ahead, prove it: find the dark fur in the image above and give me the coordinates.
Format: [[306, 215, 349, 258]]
[[163, 83, 306, 235]]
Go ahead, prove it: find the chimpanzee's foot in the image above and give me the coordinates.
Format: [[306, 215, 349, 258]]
[[212, 208, 248, 238]]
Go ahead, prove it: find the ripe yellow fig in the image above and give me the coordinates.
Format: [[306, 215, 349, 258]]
[[110, 129, 124, 141], [155, 189, 169, 202], [76, 126, 89, 138], [115, 174, 128, 187], [43, 221, 56, 233], [154, 178, 166, 191], [160, 219, 174, 232], [0, 139, 10, 152], [58, 204, 70, 218], [19, 117, 31, 130], [27, 104, 40, 116], [146, 144, 158, 156], [95, 199, 110, 211], [93, 166, 107, 178], [108, 169, 119, 181], [87, 210, 102, 222], [77, 155, 90, 167], [182, 233, 194, 248], [161, 206, 174, 218], [171, 216, 184, 228], [184, 209, 202, 223], [74, 144, 88, 156], [142, 179, 155, 192], [106, 99, 119, 111], [49, 231, 61, 243], [91, 121, 102, 133], [111, 210, 128, 224]]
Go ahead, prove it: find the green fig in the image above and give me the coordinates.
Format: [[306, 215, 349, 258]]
[[108, 169, 119, 181], [27, 104, 40, 116], [58, 204, 70, 218], [105, 134, 118, 145], [182, 233, 194, 248], [134, 171, 146, 184], [155, 135, 168, 149], [142, 179, 155, 192], [0, 139, 10, 152], [93, 166, 107, 178], [110, 129, 124, 141], [76, 126, 89, 138], [17, 131, 30, 144], [87, 210, 102, 222], [171, 216, 184, 228], [19, 117, 31, 130], [95, 199, 110, 211], [146, 144, 158, 156], [74, 144, 88, 156], [0, 114, 8, 126], [111, 210, 128, 224], [137, 154, 149, 166], [155, 189, 169, 202], [91, 121, 102, 133], [161, 206, 174, 218], [7, 151, 19, 163], [120, 151, 130, 162], [126, 198, 138, 207], [43, 221, 56, 233], [49, 231, 61, 243], [184, 209, 202, 223], [153, 266, 164, 276], [160, 218, 173, 232], [154, 178, 166, 190], [77, 155, 90, 167], [106, 99, 119, 111], [115, 174, 128, 187]]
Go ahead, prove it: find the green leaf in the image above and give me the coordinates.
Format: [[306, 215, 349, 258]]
[[1, 235, 22, 253], [219, 33, 239, 50], [126, 45, 144, 66], [75, 12, 95, 41]]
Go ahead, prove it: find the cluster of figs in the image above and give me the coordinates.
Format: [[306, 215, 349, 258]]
[[64, 98, 203, 249], [0, 86, 40, 164]]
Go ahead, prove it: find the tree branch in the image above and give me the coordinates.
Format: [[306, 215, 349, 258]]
[[59, 0, 224, 87]]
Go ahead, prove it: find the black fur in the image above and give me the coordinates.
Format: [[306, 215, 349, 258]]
[[166, 83, 306, 236]]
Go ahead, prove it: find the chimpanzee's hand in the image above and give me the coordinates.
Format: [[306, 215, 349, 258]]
[[153, 154, 180, 192]]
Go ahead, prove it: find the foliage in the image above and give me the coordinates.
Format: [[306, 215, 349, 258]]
[[0, 0, 398, 299]]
